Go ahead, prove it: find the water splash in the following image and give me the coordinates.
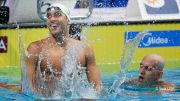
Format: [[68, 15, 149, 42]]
[[53, 44, 97, 99], [19, 35, 98, 99], [18, 33, 33, 96], [108, 31, 148, 96]]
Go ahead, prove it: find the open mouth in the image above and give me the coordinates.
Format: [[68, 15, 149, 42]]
[[138, 76, 144, 82], [50, 23, 58, 30]]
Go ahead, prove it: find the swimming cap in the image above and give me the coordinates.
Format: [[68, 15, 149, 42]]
[[47, 3, 70, 21]]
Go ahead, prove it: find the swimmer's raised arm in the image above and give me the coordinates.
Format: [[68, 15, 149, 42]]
[[25, 41, 41, 91], [85, 44, 101, 91]]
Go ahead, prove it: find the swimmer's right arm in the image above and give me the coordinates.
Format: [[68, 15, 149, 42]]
[[25, 42, 41, 91]]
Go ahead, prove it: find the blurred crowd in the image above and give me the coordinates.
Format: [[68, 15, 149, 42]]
[[75, 0, 128, 8]]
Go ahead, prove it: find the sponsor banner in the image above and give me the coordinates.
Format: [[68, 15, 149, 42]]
[[138, 0, 180, 20], [0, 36, 8, 53], [125, 30, 180, 48]]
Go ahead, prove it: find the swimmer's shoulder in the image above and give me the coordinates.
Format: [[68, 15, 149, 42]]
[[69, 37, 81, 43], [27, 41, 39, 51], [153, 81, 177, 93], [68, 38, 95, 54], [69, 38, 86, 47], [158, 81, 176, 88], [27, 38, 48, 53]]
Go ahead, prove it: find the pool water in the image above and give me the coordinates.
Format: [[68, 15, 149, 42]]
[[0, 69, 180, 100]]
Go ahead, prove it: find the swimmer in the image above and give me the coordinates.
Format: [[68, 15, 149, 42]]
[[25, 3, 101, 96], [125, 54, 176, 93]]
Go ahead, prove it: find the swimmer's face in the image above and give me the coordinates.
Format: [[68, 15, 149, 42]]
[[138, 56, 163, 85], [46, 7, 69, 36]]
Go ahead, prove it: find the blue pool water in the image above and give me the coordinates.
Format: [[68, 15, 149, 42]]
[[0, 69, 180, 100]]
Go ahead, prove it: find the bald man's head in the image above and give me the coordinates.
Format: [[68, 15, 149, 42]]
[[143, 54, 164, 71]]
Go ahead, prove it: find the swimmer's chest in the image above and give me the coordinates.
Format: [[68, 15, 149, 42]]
[[39, 46, 86, 71]]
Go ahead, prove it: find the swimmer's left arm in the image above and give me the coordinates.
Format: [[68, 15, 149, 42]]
[[85, 44, 101, 91], [144, 87, 176, 94], [157, 82, 177, 93], [144, 82, 177, 94]]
